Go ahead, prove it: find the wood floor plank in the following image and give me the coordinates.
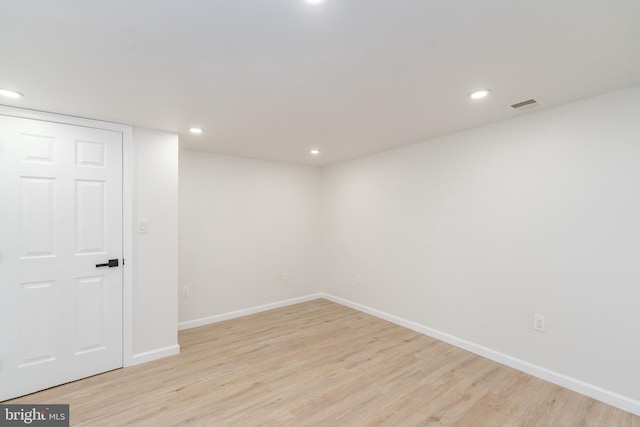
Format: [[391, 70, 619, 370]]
[[5, 299, 639, 426]]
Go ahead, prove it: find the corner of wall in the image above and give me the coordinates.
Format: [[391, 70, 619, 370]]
[[130, 127, 180, 360]]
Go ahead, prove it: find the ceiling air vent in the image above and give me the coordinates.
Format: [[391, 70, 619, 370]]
[[509, 97, 545, 112], [511, 99, 537, 109]]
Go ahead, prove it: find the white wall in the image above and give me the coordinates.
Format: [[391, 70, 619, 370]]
[[321, 86, 640, 403], [179, 151, 321, 326], [131, 128, 179, 359]]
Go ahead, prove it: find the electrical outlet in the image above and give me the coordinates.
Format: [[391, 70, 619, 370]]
[[282, 273, 289, 284], [533, 314, 545, 332], [182, 287, 190, 298]]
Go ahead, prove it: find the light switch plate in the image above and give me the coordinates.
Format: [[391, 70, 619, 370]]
[[137, 219, 149, 233]]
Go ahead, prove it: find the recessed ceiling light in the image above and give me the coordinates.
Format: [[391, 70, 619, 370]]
[[0, 89, 23, 99], [304, 0, 329, 6], [310, 149, 321, 155], [469, 89, 490, 100], [189, 128, 203, 134]]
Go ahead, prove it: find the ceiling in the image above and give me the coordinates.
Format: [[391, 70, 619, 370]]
[[2, 0, 640, 166]]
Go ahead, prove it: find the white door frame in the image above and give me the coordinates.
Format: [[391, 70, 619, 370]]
[[0, 104, 135, 367]]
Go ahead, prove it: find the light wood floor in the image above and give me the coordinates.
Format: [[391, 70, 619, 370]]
[[7, 299, 640, 426]]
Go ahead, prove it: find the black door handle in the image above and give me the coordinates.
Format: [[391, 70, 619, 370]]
[[96, 259, 119, 268]]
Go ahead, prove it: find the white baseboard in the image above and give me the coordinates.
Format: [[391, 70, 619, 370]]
[[128, 344, 181, 366], [321, 293, 640, 417], [178, 293, 324, 331]]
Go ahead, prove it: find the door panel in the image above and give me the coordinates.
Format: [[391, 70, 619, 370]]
[[19, 281, 55, 367], [75, 275, 107, 355], [76, 179, 106, 254], [20, 177, 56, 257], [0, 115, 123, 401]]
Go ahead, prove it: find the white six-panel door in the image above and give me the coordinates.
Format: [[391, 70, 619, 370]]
[[0, 115, 123, 401]]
